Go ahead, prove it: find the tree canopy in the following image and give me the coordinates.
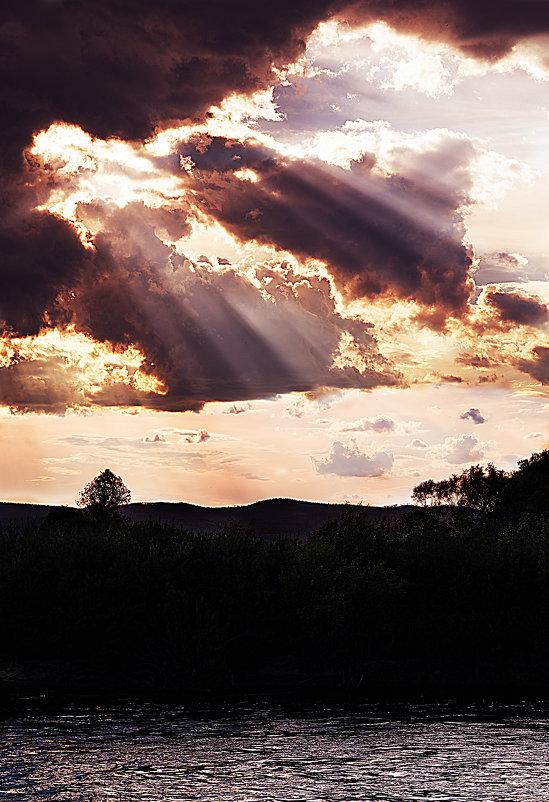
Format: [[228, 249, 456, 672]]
[[412, 449, 549, 518], [77, 469, 131, 517]]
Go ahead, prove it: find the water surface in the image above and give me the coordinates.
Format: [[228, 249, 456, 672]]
[[1, 698, 548, 801]]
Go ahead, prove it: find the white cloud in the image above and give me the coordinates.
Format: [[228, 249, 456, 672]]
[[429, 433, 484, 464], [312, 440, 394, 477], [408, 438, 428, 449], [339, 415, 396, 433]]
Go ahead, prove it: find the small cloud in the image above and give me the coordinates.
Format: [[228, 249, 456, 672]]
[[526, 432, 542, 439], [455, 353, 493, 369], [436, 373, 464, 384], [408, 438, 428, 449], [312, 441, 393, 477], [190, 429, 210, 443], [478, 374, 499, 384], [340, 415, 396, 434], [223, 403, 252, 415], [430, 433, 484, 464], [217, 256, 231, 265], [143, 433, 166, 443], [285, 400, 305, 418], [175, 429, 211, 443], [460, 408, 486, 425]]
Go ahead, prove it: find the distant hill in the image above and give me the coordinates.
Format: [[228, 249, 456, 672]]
[[0, 499, 414, 539]]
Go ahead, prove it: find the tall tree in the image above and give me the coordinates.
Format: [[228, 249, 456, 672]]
[[77, 469, 131, 519]]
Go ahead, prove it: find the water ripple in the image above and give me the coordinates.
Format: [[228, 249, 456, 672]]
[[0, 700, 548, 801]]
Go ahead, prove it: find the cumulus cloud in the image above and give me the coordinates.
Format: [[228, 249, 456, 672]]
[[143, 433, 166, 443], [312, 441, 394, 477], [409, 438, 428, 449], [340, 415, 396, 433], [431, 433, 484, 463], [460, 408, 486, 424]]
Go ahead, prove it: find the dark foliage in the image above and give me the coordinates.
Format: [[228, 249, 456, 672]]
[[1, 496, 549, 693], [76, 469, 131, 520], [412, 450, 549, 519]]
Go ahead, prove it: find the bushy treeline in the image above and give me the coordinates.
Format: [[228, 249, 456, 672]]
[[1, 502, 549, 693], [412, 449, 549, 517]]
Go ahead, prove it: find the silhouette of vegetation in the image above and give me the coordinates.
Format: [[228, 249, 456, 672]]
[[76, 469, 131, 520], [0, 451, 548, 695], [412, 463, 507, 512], [412, 450, 549, 519]]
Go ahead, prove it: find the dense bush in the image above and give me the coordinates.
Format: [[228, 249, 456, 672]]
[[1, 506, 549, 691]]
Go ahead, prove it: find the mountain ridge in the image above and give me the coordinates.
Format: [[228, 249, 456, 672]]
[[0, 498, 414, 539]]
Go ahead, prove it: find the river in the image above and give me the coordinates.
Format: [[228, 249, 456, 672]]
[[1, 697, 548, 800]]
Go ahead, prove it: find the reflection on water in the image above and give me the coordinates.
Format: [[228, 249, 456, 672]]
[[1, 698, 548, 801]]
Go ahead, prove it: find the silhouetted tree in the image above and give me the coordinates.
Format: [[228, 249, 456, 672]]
[[77, 469, 131, 519], [504, 450, 549, 516], [412, 463, 508, 514], [411, 479, 437, 506]]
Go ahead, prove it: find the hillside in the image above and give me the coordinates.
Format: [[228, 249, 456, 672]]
[[0, 499, 414, 539]]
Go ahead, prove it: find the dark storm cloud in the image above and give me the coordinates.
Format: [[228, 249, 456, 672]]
[[1, 0, 335, 171], [516, 347, 549, 386], [3, 0, 544, 172], [2, 0, 548, 410], [477, 288, 549, 331], [0, 207, 91, 335], [179, 136, 473, 317], [0, 202, 399, 412], [342, 0, 549, 60], [1, 0, 335, 342]]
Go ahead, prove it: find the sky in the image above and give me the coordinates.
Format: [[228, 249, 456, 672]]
[[2, 0, 549, 507]]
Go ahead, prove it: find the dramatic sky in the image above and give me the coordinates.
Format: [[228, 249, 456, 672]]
[[2, 0, 549, 507]]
